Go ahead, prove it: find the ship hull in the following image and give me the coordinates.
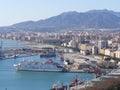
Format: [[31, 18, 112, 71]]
[[13, 61, 65, 72], [40, 54, 56, 57], [15, 68, 63, 72]]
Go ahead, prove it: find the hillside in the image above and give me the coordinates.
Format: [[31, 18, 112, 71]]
[[1, 9, 120, 32]]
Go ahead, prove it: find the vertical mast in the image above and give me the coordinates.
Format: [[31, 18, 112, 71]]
[[0, 41, 3, 59]]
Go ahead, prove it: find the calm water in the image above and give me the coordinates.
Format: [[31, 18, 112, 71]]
[[0, 39, 27, 48], [0, 40, 94, 90]]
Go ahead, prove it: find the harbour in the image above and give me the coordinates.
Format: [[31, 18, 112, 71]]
[[0, 39, 94, 90], [1, 39, 120, 90], [0, 55, 93, 90]]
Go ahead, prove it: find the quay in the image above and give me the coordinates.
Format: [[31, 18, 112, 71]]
[[0, 42, 58, 60], [0, 47, 41, 60], [51, 69, 120, 90], [68, 70, 85, 73], [70, 69, 120, 90], [0, 41, 47, 59]]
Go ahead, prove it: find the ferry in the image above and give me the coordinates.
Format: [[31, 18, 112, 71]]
[[13, 59, 66, 72]]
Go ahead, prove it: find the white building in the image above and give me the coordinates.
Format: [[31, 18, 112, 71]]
[[98, 40, 108, 53], [115, 50, 120, 58], [104, 49, 111, 56], [98, 40, 108, 49], [68, 40, 77, 48], [92, 46, 98, 55]]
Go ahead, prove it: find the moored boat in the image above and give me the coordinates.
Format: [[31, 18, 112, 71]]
[[13, 59, 66, 72], [51, 81, 67, 90], [69, 76, 84, 87], [40, 48, 56, 57], [40, 51, 56, 57], [60, 57, 64, 61]]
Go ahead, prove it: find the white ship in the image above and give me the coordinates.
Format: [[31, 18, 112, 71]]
[[13, 59, 65, 72]]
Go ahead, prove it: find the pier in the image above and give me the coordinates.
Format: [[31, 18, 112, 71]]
[[0, 47, 41, 60], [49, 67, 120, 90], [57, 69, 120, 90]]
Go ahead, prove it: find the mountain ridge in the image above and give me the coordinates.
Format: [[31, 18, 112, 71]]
[[1, 9, 120, 32]]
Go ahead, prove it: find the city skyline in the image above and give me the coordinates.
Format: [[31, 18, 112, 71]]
[[0, 0, 119, 26]]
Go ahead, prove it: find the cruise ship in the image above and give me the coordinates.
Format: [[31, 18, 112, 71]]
[[13, 59, 65, 72]]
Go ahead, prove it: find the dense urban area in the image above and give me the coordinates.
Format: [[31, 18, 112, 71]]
[[1, 30, 120, 60], [0, 30, 120, 89]]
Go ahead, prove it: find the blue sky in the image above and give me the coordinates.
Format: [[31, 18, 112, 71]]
[[0, 0, 119, 26]]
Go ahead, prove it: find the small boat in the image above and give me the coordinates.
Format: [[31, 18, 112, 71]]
[[69, 76, 84, 87], [51, 81, 67, 90], [64, 59, 72, 65], [100, 75, 118, 80], [108, 72, 120, 76], [60, 57, 64, 61], [40, 48, 56, 57], [91, 77, 102, 84], [40, 51, 56, 57]]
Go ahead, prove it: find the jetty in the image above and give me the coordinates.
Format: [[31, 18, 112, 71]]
[[50, 69, 120, 90], [69, 69, 120, 90], [0, 47, 41, 60]]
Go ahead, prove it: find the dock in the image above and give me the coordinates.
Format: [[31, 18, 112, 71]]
[[0, 47, 41, 60], [69, 69, 120, 90]]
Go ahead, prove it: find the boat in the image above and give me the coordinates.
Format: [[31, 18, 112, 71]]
[[100, 75, 118, 80], [108, 72, 120, 76], [40, 47, 56, 57], [64, 59, 72, 65], [51, 81, 67, 90], [69, 76, 84, 87], [40, 51, 56, 57], [60, 57, 64, 61], [13, 59, 66, 72], [91, 78, 102, 84], [108, 69, 120, 76]]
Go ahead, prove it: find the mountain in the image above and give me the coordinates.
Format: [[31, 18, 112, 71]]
[[1, 9, 120, 32]]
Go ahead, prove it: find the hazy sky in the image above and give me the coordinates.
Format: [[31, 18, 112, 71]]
[[0, 0, 119, 26]]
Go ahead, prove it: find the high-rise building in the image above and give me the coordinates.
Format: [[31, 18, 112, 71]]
[[98, 40, 108, 49], [92, 46, 98, 55]]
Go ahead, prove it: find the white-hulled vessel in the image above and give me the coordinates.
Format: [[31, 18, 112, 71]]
[[13, 59, 65, 72]]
